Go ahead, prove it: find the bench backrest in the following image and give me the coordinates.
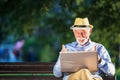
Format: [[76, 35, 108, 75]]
[[0, 62, 54, 74]]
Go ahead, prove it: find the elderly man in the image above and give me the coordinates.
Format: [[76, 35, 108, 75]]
[[53, 17, 115, 80]]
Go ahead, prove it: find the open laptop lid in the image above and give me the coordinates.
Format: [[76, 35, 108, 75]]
[[60, 51, 98, 73]]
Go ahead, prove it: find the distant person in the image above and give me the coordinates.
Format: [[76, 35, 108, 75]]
[[53, 17, 115, 80], [13, 39, 24, 61]]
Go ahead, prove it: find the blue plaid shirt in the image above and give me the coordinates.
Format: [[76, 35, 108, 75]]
[[53, 40, 115, 80]]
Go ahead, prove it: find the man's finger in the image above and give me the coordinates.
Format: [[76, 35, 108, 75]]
[[61, 44, 67, 52], [62, 44, 65, 50]]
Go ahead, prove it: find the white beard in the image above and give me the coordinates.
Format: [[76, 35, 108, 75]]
[[76, 38, 88, 45]]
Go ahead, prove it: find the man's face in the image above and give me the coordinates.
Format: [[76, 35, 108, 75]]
[[73, 28, 92, 45]]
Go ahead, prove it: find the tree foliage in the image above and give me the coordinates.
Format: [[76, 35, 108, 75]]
[[0, 0, 120, 68]]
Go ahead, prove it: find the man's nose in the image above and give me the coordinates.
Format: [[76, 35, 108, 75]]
[[77, 31, 86, 38]]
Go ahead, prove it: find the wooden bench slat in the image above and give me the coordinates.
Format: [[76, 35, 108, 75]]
[[0, 62, 54, 73], [0, 76, 62, 80]]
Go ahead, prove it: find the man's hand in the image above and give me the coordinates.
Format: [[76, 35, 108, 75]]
[[61, 44, 68, 52]]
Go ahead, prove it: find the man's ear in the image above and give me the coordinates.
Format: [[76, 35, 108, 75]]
[[89, 28, 92, 34]]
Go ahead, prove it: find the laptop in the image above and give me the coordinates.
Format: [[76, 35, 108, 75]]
[[60, 51, 98, 73]]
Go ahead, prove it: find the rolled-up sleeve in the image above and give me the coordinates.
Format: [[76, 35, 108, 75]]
[[53, 56, 62, 77], [98, 45, 115, 76]]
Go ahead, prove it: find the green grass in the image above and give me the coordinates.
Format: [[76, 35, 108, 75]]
[[0, 73, 54, 76]]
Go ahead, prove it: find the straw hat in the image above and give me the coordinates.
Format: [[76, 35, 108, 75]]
[[71, 17, 93, 29]]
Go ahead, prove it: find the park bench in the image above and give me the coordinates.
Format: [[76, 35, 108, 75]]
[[0, 62, 116, 80]]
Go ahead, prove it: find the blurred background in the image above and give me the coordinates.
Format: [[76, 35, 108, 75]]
[[0, 0, 120, 78]]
